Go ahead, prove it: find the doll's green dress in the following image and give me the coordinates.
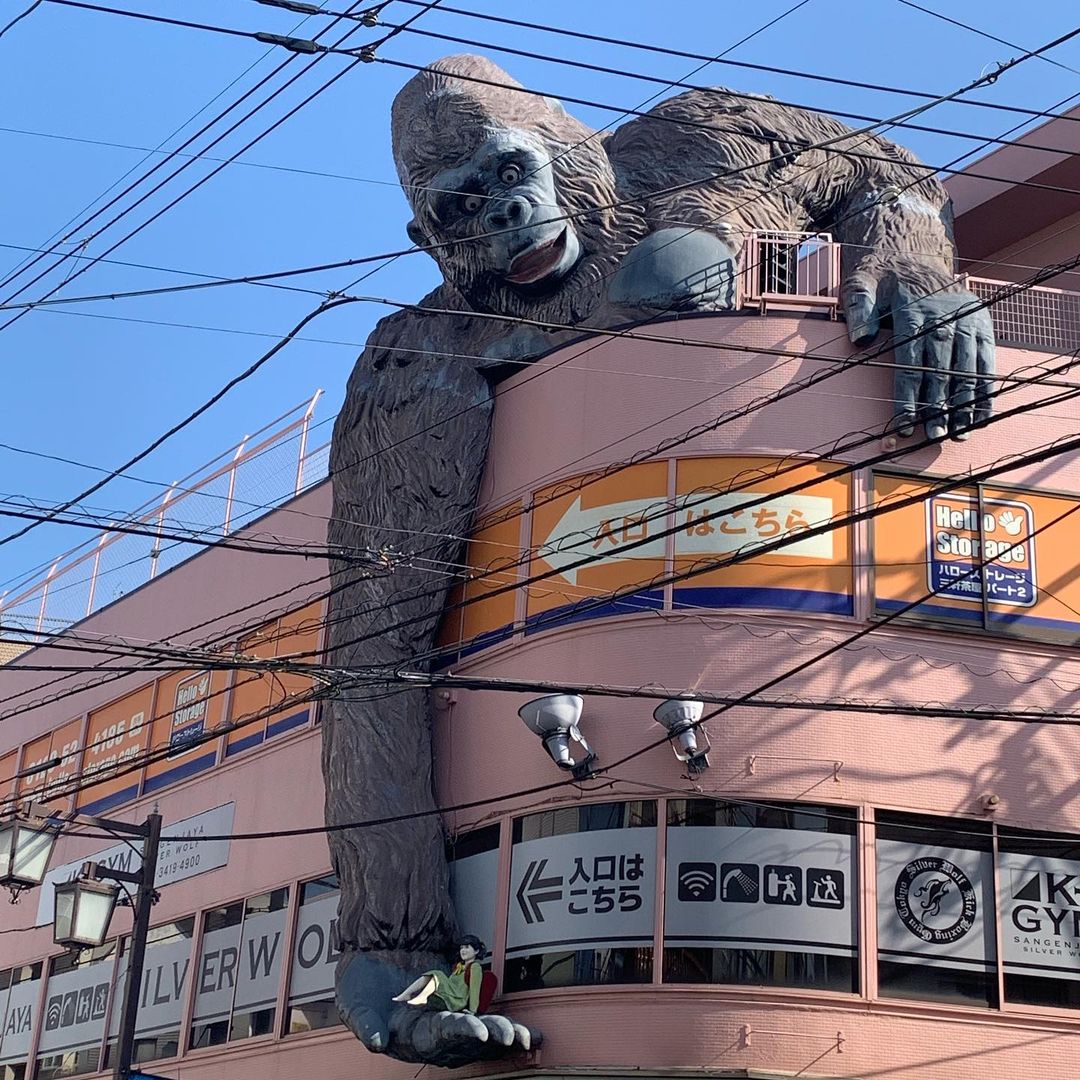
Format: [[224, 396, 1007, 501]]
[[426, 960, 482, 1012]]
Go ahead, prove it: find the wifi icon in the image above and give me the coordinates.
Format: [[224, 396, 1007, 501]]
[[678, 862, 717, 902]]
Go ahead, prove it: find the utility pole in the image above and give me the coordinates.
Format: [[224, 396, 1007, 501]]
[[79, 812, 163, 1080]]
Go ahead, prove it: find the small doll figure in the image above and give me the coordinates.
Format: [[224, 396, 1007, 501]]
[[392, 935, 487, 1013]]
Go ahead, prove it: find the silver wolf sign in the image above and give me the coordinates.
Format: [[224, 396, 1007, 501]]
[[321, 54, 995, 1066]]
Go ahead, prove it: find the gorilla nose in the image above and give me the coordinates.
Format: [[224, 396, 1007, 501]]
[[484, 196, 530, 231]]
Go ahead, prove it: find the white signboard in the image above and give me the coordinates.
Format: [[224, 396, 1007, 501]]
[[37, 956, 114, 1055], [506, 828, 655, 956], [0, 975, 40, 1066], [192, 907, 288, 1025], [450, 849, 499, 952], [876, 839, 995, 971], [37, 803, 235, 925], [108, 933, 194, 1040], [1000, 852, 1080, 981], [288, 893, 341, 1005], [665, 826, 855, 956]]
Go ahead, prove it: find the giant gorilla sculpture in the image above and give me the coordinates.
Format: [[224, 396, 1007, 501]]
[[322, 55, 995, 1066]]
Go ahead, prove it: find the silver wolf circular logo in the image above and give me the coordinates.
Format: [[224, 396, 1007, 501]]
[[894, 857, 977, 944]]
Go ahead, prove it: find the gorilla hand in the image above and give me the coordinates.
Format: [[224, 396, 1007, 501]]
[[845, 272, 996, 441], [609, 228, 739, 315], [337, 950, 539, 1068]]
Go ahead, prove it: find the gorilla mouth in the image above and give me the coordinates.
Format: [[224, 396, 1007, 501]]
[[505, 228, 571, 286]]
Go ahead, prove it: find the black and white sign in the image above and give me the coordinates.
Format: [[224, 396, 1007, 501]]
[[1000, 852, 1080, 981], [0, 974, 41, 1066], [665, 827, 855, 955], [876, 839, 995, 971], [108, 933, 194, 1042], [506, 828, 655, 956], [37, 956, 114, 1056], [191, 907, 288, 1027], [36, 803, 234, 925], [288, 893, 341, 1007]]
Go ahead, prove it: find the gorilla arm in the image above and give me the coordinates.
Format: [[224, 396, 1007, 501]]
[[323, 287, 535, 1064], [606, 89, 994, 437]]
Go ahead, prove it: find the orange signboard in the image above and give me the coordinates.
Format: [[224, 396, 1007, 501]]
[[18, 718, 83, 808], [873, 473, 1080, 639], [78, 684, 155, 813], [437, 505, 523, 657], [527, 463, 669, 630], [672, 457, 853, 615]]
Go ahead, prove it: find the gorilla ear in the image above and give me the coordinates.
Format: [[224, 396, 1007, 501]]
[[406, 218, 430, 249], [542, 96, 567, 116]]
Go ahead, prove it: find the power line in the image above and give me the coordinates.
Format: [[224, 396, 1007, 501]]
[[0, 1, 371, 303], [0, 0, 43, 40], [0, 296, 356, 550], [273, 0, 1080, 113], [380, 20, 1080, 147]]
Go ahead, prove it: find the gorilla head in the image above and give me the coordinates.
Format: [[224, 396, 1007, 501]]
[[391, 54, 645, 324]]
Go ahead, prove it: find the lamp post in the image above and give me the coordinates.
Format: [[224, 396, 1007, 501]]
[[70, 811, 162, 1080], [8, 807, 162, 1080]]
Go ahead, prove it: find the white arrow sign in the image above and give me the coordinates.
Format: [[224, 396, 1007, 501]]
[[535, 490, 836, 585], [535, 495, 669, 585]]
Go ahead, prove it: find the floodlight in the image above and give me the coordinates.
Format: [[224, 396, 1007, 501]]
[[653, 698, 710, 776], [518, 694, 596, 779]]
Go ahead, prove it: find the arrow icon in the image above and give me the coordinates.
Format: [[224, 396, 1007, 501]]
[[515, 858, 565, 924], [535, 495, 669, 585]]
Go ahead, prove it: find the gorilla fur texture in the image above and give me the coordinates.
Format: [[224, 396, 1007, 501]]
[[323, 54, 994, 1066]]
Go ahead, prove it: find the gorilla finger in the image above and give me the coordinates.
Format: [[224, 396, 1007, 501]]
[[974, 333, 996, 422], [844, 290, 879, 344], [479, 1014, 516, 1046], [512, 1022, 541, 1050], [948, 328, 977, 439], [441, 1011, 490, 1045]]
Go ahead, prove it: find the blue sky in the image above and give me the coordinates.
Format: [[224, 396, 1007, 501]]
[[0, 0, 1078, 602]]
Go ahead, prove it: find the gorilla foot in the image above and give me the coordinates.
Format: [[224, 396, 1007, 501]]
[[337, 949, 540, 1067]]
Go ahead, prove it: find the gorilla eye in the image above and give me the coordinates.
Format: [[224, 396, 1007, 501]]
[[498, 163, 523, 186], [461, 193, 483, 215]]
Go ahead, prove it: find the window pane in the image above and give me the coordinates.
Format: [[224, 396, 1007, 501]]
[[999, 827, 1080, 1009], [876, 811, 996, 1007], [508, 802, 656, 990], [190, 902, 244, 1048], [36, 944, 116, 1079], [449, 827, 500, 956], [229, 889, 289, 1042], [664, 800, 857, 993], [287, 877, 341, 1035], [104, 916, 195, 1067], [0, 963, 41, 1075]]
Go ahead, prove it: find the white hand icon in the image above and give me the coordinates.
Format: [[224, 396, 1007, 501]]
[[998, 511, 1024, 537]]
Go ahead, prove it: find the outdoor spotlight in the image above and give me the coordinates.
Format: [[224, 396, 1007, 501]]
[[518, 694, 596, 779], [0, 817, 58, 902], [653, 698, 711, 776], [53, 871, 119, 950]]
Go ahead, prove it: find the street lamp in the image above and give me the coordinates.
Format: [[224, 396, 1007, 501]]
[[3, 807, 162, 1080], [54, 872, 120, 950], [653, 698, 711, 776], [0, 813, 58, 900]]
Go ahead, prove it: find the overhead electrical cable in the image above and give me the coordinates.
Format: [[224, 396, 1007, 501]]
[[0, 0, 371, 301]]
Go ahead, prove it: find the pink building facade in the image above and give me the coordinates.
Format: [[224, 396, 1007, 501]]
[[5, 116, 1080, 1080]]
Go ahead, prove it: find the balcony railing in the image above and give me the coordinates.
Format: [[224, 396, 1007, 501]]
[[0, 391, 330, 638], [740, 232, 1080, 357]]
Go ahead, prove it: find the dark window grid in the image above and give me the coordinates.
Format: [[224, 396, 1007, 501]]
[[667, 798, 857, 834], [513, 800, 658, 842]]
